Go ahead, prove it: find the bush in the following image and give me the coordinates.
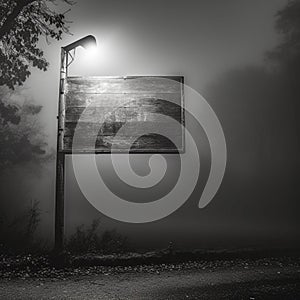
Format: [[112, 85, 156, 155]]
[[66, 219, 129, 255], [101, 229, 129, 254], [67, 219, 101, 254], [0, 200, 46, 254]]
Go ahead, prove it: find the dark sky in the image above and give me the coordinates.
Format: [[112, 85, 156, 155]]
[[4, 0, 298, 250]]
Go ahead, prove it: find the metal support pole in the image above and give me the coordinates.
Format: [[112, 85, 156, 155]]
[[54, 48, 67, 253]]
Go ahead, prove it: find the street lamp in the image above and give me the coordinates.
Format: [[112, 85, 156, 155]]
[[62, 34, 97, 52], [62, 35, 97, 76], [55, 35, 97, 253]]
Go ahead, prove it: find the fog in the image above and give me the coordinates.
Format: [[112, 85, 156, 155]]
[[2, 0, 299, 251]]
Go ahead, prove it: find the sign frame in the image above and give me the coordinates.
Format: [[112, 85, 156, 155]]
[[60, 75, 185, 154]]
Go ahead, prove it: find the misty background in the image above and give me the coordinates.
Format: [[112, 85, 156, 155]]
[[1, 0, 299, 251]]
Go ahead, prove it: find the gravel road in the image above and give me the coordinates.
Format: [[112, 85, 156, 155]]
[[1, 259, 300, 299]]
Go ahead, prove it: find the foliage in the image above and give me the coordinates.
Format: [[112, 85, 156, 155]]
[[0, 199, 45, 254], [0, 0, 72, 89], [100, 229, 130, 254], [25, 199, 41, 240], [266, 0, 300, 139], [67, 219, 130, 254], [0, 87, 47, 168], [268, 0, 300, 63], [267, 0, 300, 88], [67, 219, 102, 254]]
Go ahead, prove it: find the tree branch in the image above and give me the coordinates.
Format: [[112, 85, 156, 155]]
[[0, 0, 37, 39]]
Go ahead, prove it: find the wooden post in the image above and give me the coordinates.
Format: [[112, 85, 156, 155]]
[[54, 152, 65, 252], [54, 48, 67, 253]]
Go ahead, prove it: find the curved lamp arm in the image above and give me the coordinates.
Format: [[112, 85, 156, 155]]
[[62, 35, 97, 52]]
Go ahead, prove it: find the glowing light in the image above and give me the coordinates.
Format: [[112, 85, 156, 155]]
[[84, 44, 98, 59]]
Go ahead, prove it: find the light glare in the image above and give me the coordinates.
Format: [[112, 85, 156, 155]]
[[85, 44, 98, 58]]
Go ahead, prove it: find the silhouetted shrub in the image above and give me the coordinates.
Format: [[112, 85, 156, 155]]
[[0, 200, 46, 254], [100, 229, 129, 254], [66, 219, 101, 254], [66, 219, 129, 254]]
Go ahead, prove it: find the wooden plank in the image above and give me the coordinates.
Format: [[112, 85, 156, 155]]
[[65, 105, 182, 123], [64, 121, 182, 137], [64, 134, 182, 152], [66, 77, 183, 94], [65, 93, 182, 107]]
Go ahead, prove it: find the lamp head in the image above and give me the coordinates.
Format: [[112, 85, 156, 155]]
[[62, 35, 97, 52]]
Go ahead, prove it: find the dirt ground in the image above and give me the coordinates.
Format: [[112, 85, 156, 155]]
[[1, 259, 300, 299]]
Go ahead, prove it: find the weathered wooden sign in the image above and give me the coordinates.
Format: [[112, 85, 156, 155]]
[[61, 76, 184, 153]]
